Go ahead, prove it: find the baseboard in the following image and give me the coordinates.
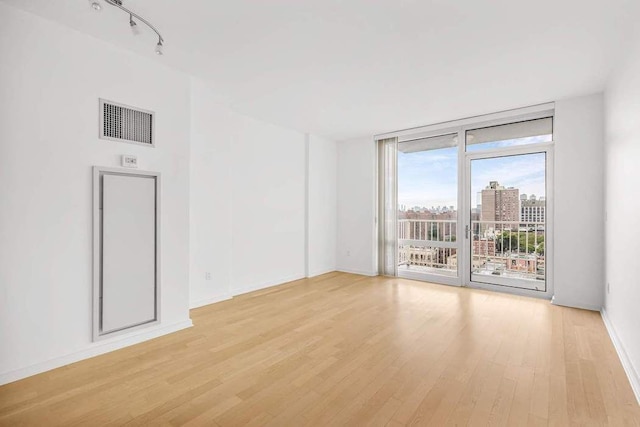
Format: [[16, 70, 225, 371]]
[[190, 274, 316, 310], [0, 319, 193, 386], [336, 268, 378, 277], [307, 268, 337, 278], [601, 308, 640, 405], [190, 293, 232, 309], [232, 274, 307, 297], [551, 295, 602, 311]]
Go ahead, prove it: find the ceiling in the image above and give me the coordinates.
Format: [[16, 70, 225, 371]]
[[3, 0, 638, 140]]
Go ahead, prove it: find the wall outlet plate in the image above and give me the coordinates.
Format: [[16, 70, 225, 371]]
[[122, 155, 138, 169]]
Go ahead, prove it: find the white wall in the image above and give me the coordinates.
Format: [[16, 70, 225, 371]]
[[189, 79, 338, 308], [335, 96, 606, 309], [189, 80, 235, 307], [552, 94, 605, 310], [230, 110, 307, 294], [603, 33, 640, 400], [308, 135, 338, 277], [0, 4, 192, 383], [336, 137, 377, 276]]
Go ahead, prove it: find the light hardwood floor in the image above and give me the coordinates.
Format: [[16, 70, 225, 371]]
[[1, 272, 639, 426]]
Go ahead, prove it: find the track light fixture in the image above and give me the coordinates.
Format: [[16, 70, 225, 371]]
[[90, 0, 165, 55]]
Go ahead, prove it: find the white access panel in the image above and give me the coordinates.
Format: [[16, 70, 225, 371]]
[[98, 171, 158, 336]]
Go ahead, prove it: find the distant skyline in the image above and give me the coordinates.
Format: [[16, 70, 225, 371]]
[[398, 137, 547, 209]]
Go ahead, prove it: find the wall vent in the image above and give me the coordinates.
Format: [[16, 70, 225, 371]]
[[99, 99, 155, 147]]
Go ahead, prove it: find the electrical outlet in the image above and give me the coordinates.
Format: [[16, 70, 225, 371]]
[[346, 250, 351, 257], [205, 272, 212, 281]]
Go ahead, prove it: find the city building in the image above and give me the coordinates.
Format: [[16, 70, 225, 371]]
[[473, 238, 496, 256], [520, 194, 546, 223], [480, 181, 520, 230]]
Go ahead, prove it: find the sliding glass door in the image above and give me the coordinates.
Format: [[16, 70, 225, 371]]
[[378, 106, 554, 297]]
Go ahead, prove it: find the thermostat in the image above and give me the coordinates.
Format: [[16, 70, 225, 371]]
[[121, 155, 138, 169]]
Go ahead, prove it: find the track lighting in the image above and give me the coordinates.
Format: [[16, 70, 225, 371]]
[[91, 0, 165, 55]]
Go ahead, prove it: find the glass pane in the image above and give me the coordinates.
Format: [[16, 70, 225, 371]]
[[466, 117, 552, 152], [470, 152, 546, 291], [398, 245, 457, 276], [397, 133, 458, 277]]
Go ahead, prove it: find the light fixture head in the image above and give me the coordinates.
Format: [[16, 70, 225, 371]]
[[155, 40, 163, 56], [91, 1, 102, 11], [129, 14, 140, 34]]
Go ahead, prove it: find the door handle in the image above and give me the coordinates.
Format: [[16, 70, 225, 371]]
[[465, 225, 470, 239]]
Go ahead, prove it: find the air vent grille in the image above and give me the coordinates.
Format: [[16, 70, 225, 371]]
[[100, 99, 154, 146]]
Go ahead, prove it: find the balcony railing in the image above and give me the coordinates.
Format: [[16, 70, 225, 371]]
[[398, 219, 457, 274], [397, 219, 546, 284], [398, 219, 457, 242], [470, 220, 545, 282]]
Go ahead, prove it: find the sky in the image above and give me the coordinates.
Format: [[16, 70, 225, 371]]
[[398, 136, 548, 209]]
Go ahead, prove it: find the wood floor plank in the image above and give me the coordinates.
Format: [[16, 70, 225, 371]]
[[1, 272, 639, 426]]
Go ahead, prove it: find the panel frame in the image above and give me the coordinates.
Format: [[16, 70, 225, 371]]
[[464, 144, 554, 300], [92, 166, 162, 342]]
